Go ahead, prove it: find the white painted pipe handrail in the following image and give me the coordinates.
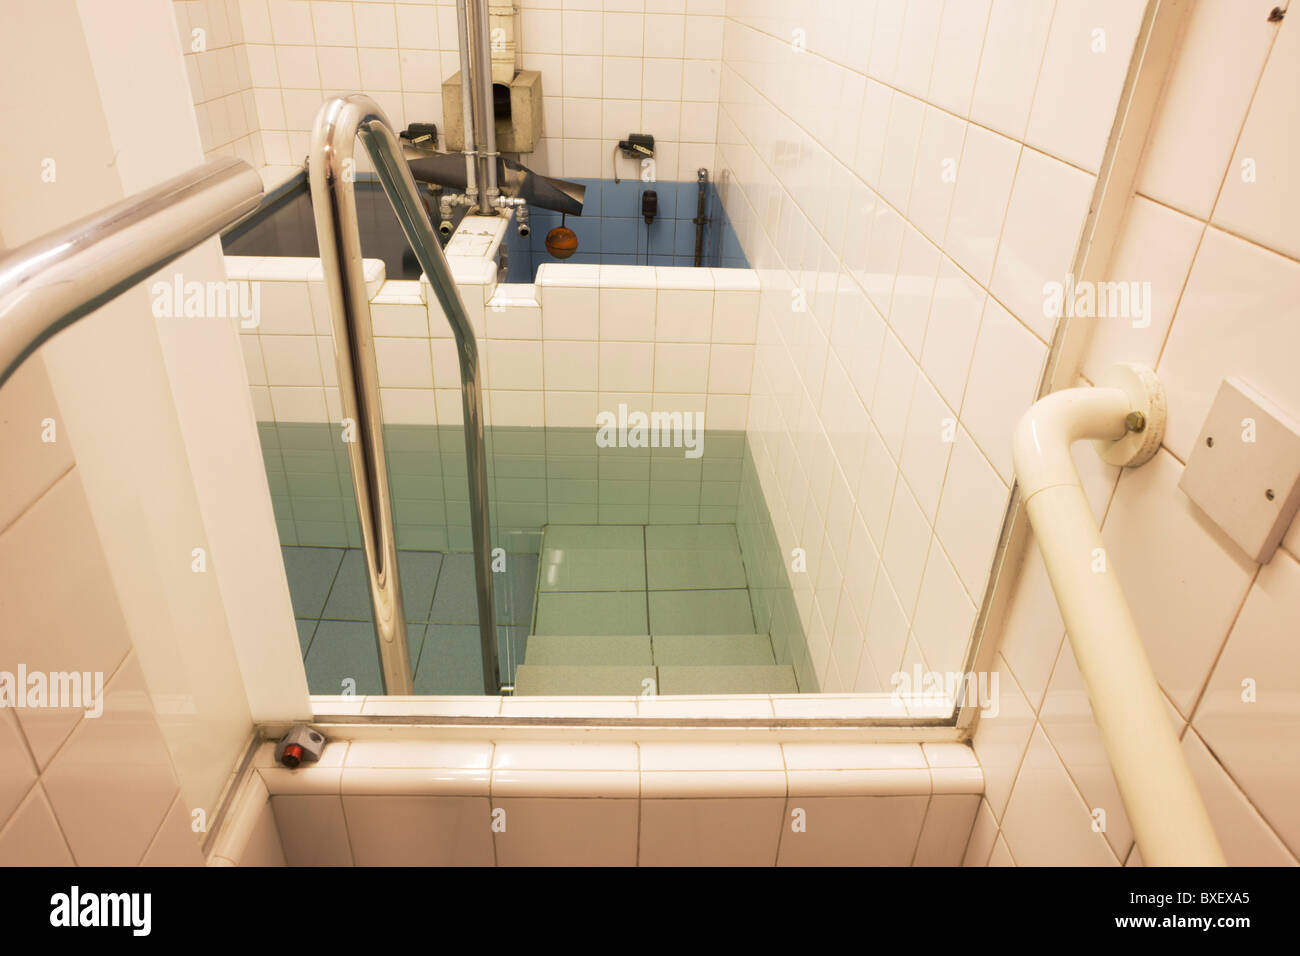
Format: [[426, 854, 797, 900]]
[[1012, 364, 1225, 867]]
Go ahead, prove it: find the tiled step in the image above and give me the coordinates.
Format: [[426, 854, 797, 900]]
[[524, 635, 653, 665], [651, 634, 775, 666], [513, 662, 798, 696], [513, 664, 656, 696], [524, 633, 775, 666], [657, 665, 798, 695]]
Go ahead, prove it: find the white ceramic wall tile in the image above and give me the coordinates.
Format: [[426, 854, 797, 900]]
[[1135, 0, 1283, 220], [962, 797, 999, 865], [992, 546, 1066, 711], [494, 797, 639, 866], [999, 726, 1119, 866], [1101, 448, 1257, 717], [970, 654, 1036, 819], [639, 798, 783, 866], [1193, 548, 1300, 856], [880, 481, 931, 618], [969, 0, 1056, 141], [933, 428, 1009, 599], [878, 92, 926, 212], [259, 334, 323, 386], [0, 471, 134, 769], [889, 226, 941, 358], [0, 787, 74, 866], [271, 795, 354, 866], [1078, 196, 1203, 384], [1158, 228, 1300, 461], [1180, 729, 1297, 866], [898, 372, 954, 520], [959, 297, 1046, 481], [910, 542, 978, 673], [914, 793, 982, 865], [777, 795, 930, 866], [344, 795, 495, 866], [40, 655, 182, 866], [374, 337, 434, 388], [0, 357, 74, 534], [1025, 0, 1145, 173], [599, 286, 657, 341], [919, 257, 985, 413], [141, 794, 207, 866], [1037, 638, 1137, 860], [907, 106, 967, 246], [990, 147, 1095, 341], [656, 288, 712, 342], [0, 709, 36, 829], [927, 0, 992, 117], [944, 124, 1021, 285]]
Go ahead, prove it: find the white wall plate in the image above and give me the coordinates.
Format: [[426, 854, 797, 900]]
[[1179, 378, 1300, 563]]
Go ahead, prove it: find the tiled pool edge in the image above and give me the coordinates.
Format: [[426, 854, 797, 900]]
[[209, 735, 980, 865]]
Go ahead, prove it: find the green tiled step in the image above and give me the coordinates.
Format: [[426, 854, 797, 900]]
[[658, 665, 798, 695], [524, 635, 653, 665], [514, 665, 656, 696], [652, 634, 774, 665], [514, 662, 797, 696], [524, 634, 775, 666]]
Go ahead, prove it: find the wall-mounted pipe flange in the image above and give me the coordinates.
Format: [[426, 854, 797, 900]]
[[274, 723, 327, 768], [1091, 363, 1165, 468]]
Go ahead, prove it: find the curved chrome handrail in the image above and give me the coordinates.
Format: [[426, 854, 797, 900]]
[[0, 158, 263, 387], [309, 94, 501, 695]]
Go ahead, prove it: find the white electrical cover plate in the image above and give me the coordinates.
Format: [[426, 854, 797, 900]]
[[1179, 378, 1300, 563]]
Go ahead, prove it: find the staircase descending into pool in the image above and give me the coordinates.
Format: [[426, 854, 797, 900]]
[[513, 524, 798, 696]]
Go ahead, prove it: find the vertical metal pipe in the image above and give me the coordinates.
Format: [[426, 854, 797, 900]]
[[310, 94, 502, 695], [454, 0, 478, 203], [466, 0, 499, 213], [692, 168, 708, 268]]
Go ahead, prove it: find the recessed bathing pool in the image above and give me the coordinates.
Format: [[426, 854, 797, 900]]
[[501, 177, 749, 281], [221, 174, 748, 283], [263, 423, 813, 696]]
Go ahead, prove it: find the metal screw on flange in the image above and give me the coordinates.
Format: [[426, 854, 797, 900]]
[[1266, 489, 1276, 501], [1125, 411, 1146, 433]]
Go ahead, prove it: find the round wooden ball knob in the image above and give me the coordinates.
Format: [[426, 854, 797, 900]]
[[545, 226, 578, 259]]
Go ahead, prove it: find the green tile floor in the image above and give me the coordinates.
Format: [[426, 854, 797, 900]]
[[515, 524, 799, 695], [285, 522, 800, 697], [285, 546, 536, 695]]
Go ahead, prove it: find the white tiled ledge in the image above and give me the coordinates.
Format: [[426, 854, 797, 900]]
[[308, 691, 957, 723], [247, 738, 980, 800], [210, 736, 982, 866]]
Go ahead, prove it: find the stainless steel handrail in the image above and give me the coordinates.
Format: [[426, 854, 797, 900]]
[[0, 158, 264, 388], [309, 94, 501, 696]]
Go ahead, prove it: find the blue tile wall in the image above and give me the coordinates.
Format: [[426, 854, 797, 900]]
[[502, 178, 749, 283]]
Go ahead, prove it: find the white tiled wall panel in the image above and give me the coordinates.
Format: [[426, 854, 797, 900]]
[[715, 1, 1139, 691], [176, 0, 726, 180], [232, 257, 758, 430], [173, 0, 265, 164], [971, 2, 1300, 867], [0, 440, 202, 865]]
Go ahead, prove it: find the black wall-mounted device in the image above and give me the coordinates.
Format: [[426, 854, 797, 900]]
[[641, 189, 658, 225], [618, 133, 655, 159], [400, 123, 439, 147]]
